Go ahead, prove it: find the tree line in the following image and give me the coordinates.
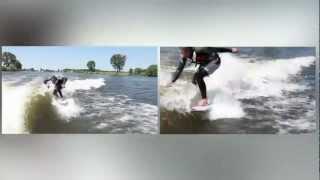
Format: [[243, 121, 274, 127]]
[[128, 65, 157, 77], [1, 52, 157, 77], [86, 54, 128, 72], [86, 53, 157, 77]]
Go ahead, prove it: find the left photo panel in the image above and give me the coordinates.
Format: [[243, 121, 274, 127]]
[[1, 46, 158, 134]]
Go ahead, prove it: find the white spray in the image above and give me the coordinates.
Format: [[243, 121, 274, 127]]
[[160, 54, 315, 120], [2, 78, 106, 133]]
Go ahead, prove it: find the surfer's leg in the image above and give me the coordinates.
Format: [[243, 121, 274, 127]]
[[193, 62, 220, 106], [199, 61, 220, 97], [57, 89, 63, 98], [192, 73, 197, 85], [204, 60, 220, 75], [53, 89, 59, 98], [194, 68, 208, 99]]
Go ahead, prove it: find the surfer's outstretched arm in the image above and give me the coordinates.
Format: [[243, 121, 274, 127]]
[[214, 47, 238, 53], [171, 58, 187, 83], [171, 47, 194, 83], [44, 75, 58, 84], [43, 79, 49, 84]]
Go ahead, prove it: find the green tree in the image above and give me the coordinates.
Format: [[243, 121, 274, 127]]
[[1, 52, 22, 71], [134, 68, 143, 75], [87, 60, 96, 72], [14, 60, 22, 70], [2, 52, 17, 67], [110, 54, 126, 72], [129, 68, 133, 75], [145, 64, 157, 77]]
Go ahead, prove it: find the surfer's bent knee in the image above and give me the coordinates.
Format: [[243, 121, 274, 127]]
[[198, 68, 209, 78], [204, 61, 220, 75]]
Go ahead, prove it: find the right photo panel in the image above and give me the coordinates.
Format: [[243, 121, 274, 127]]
[[160, 47, 316, 134]]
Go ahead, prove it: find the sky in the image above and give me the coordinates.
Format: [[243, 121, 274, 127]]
[[2, 46, 157, 71]]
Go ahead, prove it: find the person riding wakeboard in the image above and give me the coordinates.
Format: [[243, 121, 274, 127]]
[[44, 75, 68, 98], [168, 47, 239, 109]]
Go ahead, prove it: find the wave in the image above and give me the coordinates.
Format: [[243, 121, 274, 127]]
[[2, 78, 106, 134], [160, 54, 315, 122], [2, 82, 33, 134]]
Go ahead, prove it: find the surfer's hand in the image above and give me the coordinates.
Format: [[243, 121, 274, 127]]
[[231, 48, 239, 53]]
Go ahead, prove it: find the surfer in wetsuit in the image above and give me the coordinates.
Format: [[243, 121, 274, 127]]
[[44, 75, 68, 98], [169, 47, 238, 108]]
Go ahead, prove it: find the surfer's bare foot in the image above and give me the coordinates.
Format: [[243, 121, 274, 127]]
[[166, 82, 173, 88], [197, 99, 208, 106]]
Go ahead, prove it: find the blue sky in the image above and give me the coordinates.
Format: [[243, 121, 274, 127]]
[[3, 46, 157, 71]]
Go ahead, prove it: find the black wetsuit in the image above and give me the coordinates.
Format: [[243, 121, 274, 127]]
[[44, 76, 68, 98], [172, 47, 233, 99]]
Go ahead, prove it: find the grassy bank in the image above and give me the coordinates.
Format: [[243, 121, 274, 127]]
[[63, 69, 128, 76], [63, 69, 156, 77]]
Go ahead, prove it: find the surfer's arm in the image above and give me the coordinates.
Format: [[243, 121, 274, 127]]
[[44, 76, 56, 85], [171, 58, 187, 83], [43, 78, 51, 84], [214, 48, 238, 53], [171, 47, 193, 83]]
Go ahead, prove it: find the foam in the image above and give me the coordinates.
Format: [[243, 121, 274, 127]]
[[160, 54, 315, 121], [64, 78, 105, 93], [2, 77, 107, 133], [92, 93, 158, 134], [51, 98, 82, 120], [2, 82, 33, 134]]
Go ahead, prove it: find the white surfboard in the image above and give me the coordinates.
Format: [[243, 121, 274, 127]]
[[57, 98, 69, 105], [191, 105, 211, 112]]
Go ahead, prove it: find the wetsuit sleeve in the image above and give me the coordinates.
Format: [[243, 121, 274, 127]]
[[214, 48, 233, 53], [172, 58, 187, 83], [43, 77, 51, 84], [172, 47, 193, 83]]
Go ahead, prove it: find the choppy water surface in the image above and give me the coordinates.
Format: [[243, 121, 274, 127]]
[[160, 47, 316, 134], [2, 72, 158, 134]]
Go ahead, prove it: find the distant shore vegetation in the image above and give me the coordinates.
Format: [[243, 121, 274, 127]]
[[1, 52, 23, 71], [1, 52, 157, 77]]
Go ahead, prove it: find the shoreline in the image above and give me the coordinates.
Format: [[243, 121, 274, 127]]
[[2, 70, 158, 77]]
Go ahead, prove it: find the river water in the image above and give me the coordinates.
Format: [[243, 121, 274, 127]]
[[2, 72, 158, 134], [160, 47, 316, 134]]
